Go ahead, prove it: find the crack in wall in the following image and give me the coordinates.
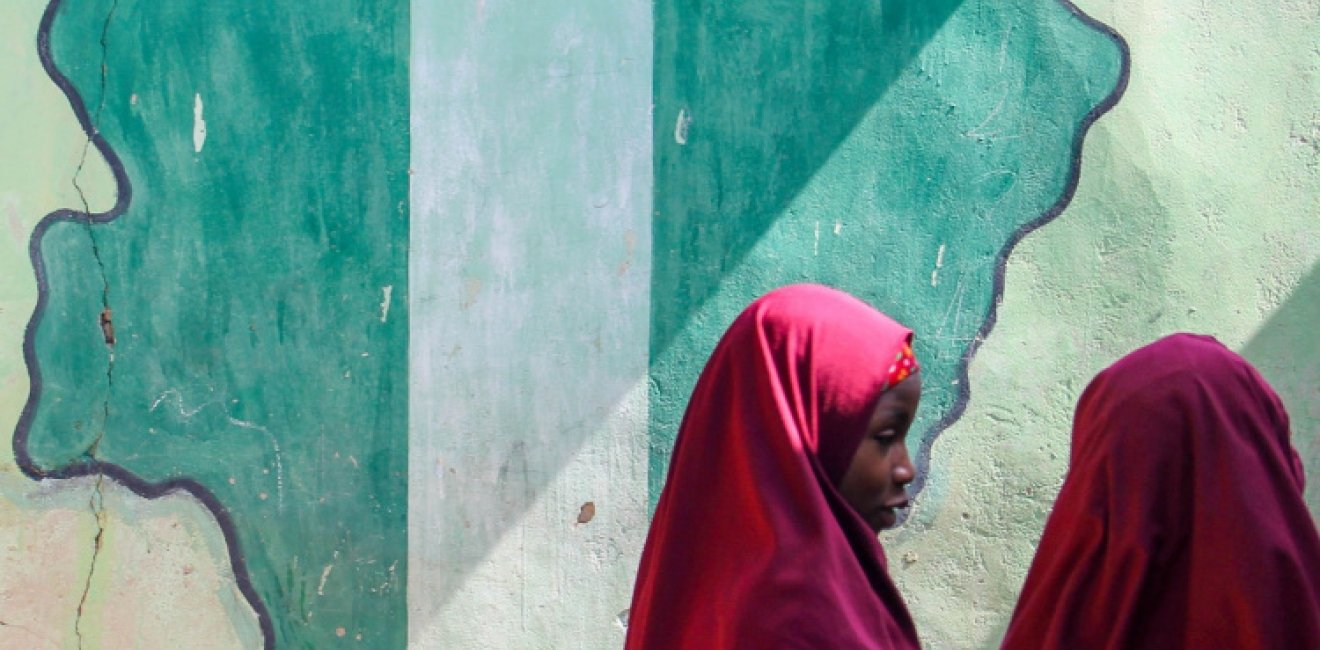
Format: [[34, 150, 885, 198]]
[[26, 0, 277, 645], [67, 1, 119, 646], [71, 0, 116, 310], [73, 474, 107, 650]]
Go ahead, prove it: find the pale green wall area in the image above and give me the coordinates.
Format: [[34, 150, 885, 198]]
[[887, 1, 1320, 647], [0, 2, 115, 467], [408, 0, 652, 647]]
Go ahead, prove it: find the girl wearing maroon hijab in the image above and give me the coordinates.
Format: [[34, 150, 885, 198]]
[[1002, 334, 1320, 650], [626, 284, 923, 649]]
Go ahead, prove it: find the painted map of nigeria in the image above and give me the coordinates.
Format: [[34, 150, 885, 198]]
[[17, 2, 409, 647]]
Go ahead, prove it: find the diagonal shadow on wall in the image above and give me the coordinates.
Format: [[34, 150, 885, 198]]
[[650, 0, 966, 359], [1242, 261, 1320, 512], [412, 1, 969, 635], [414, 0, 1129, 639], [647, 0, 1129, 501], [407, 2, 655, 640], [649, 0, 966, 501]]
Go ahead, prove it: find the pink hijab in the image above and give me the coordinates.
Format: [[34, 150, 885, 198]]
[[626, 284, 921, 649], [1002, 333, 1320, 649]]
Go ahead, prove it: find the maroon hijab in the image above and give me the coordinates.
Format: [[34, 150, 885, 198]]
[[1002, 333, 1320, 649], [625, 284, 921, 649]]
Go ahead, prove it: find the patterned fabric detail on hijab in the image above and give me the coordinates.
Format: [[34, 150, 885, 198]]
[[884, 343, 918, 390]]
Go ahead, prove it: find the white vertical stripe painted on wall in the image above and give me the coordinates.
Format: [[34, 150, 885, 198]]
[[408, 1, 652, 646]]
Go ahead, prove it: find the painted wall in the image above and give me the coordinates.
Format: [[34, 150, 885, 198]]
[[3, 1, 408, 648], [0, 0, 1315, 648], [408, 1, 651, 648], [648, 0, 1125, 502], [887, 1, 1320, 645]]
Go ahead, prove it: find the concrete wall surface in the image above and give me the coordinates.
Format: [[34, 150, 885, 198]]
[[0, 0, 1314, 648]]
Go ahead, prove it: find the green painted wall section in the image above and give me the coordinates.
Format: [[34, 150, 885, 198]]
[[649, 0, 1125, 500], [23, 2, 409, 647]]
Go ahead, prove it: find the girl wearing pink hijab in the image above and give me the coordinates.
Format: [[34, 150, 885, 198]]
[[626, 284, 923, 649], [1002, 334, 1320, 649]]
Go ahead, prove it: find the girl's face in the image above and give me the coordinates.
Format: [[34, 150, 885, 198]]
[[838, 373, 921, 532]]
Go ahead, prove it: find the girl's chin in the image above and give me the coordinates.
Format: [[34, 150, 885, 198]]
[[872, 507, 897, 531]]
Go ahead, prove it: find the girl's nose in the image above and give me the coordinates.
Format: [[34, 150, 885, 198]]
[[893, 449, 915, 486]]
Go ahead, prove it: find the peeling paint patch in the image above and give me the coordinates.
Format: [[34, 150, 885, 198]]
[[193, 93, 206, 153], [379, 285, 393, 323], [316, 551, 338, 596], [98, 307, 115, 346], [673, 108, 691, 145], [931, 244, 946, 287], [576, 501, 596, 524]]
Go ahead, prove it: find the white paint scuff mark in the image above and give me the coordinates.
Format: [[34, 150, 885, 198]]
[[380, 285, 394, 323], [193, 93, 207, 153], [226, 417, 285, 510], [149, 388, 286, 509], [317, 551, 339, 596], [931, 244, 946, 287], [674, 108, 692, 145], [964, 85, 1009, 140], [150, 388, 210, 418], [833, 221, 842, 236], [814, 221, 821, 256]]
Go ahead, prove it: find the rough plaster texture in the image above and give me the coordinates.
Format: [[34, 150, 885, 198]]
[[1, 478, 260, 649], [408, 0, 652, 647], [0, 2, 257, 647], [887, 1, 1320, 647]]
